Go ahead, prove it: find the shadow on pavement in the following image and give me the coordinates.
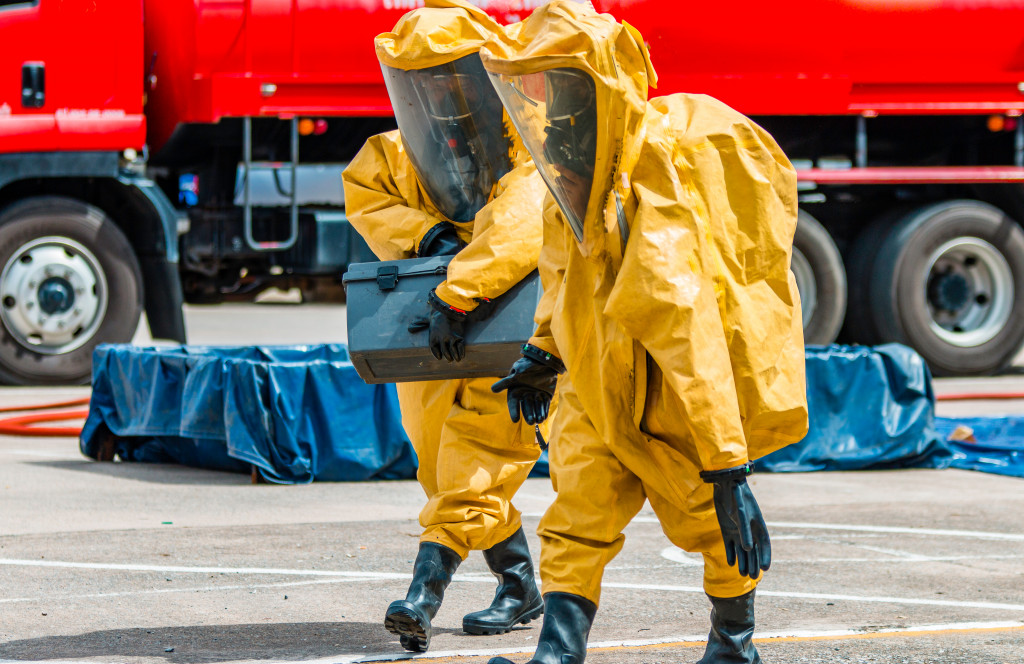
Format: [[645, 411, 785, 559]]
[[0, 621, 457, 662]]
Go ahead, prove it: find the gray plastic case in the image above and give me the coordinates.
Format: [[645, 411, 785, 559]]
[[342, 256, 541, 384]]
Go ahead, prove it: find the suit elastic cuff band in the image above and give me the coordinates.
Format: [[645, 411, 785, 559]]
[[418, 221, 460, 256], [522, 344, 566, 374], [433, 283, 479, 313], [428, 289, 468, 318], [699, 463, 752, 483]]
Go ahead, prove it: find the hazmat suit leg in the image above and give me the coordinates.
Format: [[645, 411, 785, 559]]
[[390, 376, 542, 650], [535, 372, 759, 602], [641, 484, 760, 598], [419, 376, 541, 558], [641, 365, 761, 601], [535, 383, 649, 606], [396, 378, 460, 500], [642, 365, 762, 663]]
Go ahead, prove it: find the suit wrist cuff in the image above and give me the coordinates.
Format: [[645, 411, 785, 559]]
[[432, 283, 478, 313], [528, 336, 560, 359], [428, 289, 468, 319], [699, 463, 753, 483], [522, 344, 565, 374]]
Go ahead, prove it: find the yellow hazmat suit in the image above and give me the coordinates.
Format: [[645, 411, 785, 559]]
[[342, 2, 547, 563], [480, 0, 808, 605], [344, 0, 552, 652]]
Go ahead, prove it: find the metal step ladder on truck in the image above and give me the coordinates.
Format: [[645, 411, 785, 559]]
[[2, 0, 1023, 384]]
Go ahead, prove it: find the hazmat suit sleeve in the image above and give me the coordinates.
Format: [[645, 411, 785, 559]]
[[342, 131, 454, 261], [605, 128, 799, 472], [433, 163, 548, 312], [526, 195, 570, 359]]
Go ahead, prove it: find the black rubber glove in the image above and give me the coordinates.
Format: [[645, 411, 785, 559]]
[[418, 222, 465, 257], [700, 463, 771, 580], [408, 290, 468, 362], [491, 345, 564, 425]]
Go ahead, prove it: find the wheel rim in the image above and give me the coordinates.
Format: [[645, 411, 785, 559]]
[[791, 246, 816, 330], [0, 236, 108, 354], [922, 237, 1014, 348]]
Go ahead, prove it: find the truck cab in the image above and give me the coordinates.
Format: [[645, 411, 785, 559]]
[[0, 0, 179, 385]]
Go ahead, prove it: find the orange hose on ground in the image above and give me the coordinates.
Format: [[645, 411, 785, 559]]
[[0, 409, 89, 437], [0, 397, 90, 413], [935, 392, 1024, 401], [0, 388, 1019, 438]]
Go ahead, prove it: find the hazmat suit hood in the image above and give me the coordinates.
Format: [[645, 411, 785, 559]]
[[375, 0, 526, 223], [480, 0, 657, 257], [376, 0, 499, 70], [480, 2, 807, 514]]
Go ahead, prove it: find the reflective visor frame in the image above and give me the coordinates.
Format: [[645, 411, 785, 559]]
[[488, 67, 597, 242], [382, 54, 512, 223]]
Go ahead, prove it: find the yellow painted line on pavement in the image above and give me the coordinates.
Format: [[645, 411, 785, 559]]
[[589, 622, 1024, 653], [755, 622, 1024, 644], [335, 622, 1024, 663]]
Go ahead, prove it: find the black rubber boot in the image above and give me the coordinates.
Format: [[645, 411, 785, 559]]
[[487, 592, 596, 664], [384, 542, 462, 652], [696, 589, 761, 664], [463, 528, 544, 635]]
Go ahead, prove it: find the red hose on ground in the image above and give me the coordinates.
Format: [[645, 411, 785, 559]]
[[0, 397, 90, 436]]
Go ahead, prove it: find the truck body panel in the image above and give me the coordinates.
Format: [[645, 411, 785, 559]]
[[608, 0, 1024, 116], [143, 0, 539, 153], [2, 0, 1024, 383], [0, 0, 145, 154]]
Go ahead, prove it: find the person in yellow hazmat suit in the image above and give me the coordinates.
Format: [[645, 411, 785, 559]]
[[341, 0, 551, 654], [482, 2, 809, 663]]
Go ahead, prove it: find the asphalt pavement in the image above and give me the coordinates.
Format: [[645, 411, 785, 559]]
[[1, 300, 1022, 664]]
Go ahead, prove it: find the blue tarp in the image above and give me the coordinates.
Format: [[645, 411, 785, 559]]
[[935, 417, 1024, 478], [80, 344, 416, 484], [754, 344, 954, 472], [83, 343, 1024, 482]]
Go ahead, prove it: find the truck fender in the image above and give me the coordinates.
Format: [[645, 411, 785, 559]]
[[113, 173, 187, 343]]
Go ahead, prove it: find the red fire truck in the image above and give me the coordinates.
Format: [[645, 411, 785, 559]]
[[1, 0, 1023, 384]]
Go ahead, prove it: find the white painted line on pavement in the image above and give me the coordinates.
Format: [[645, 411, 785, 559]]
[[527, 514, 1024, 541], [0, 576, 385, 604], [0, 558, 500, 584], [0, 558, 411, 579], [659, 545, 1023, 565], [767, 521, 1024, 541], [829, 542, 931, 560], [4, 557, 1023, 612], [602, 582, 1024, 612], [659, 547, 702, 565]]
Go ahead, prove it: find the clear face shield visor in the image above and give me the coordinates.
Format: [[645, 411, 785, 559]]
[[382, 54, 512, 223], [488, 67, 597, 241]]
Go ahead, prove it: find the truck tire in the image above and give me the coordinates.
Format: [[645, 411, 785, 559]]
[[869, 200, 1024, 376], [841, 207, 912, 347], [791, 210, 846, 345], [0, 196, 143, 385]]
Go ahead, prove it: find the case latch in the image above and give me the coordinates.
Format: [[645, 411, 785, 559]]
[[376, 265, 399, 291]]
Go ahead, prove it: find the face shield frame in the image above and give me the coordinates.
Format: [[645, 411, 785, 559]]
[[382, 53, 513, 223], [488, 66, 599, 243]]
